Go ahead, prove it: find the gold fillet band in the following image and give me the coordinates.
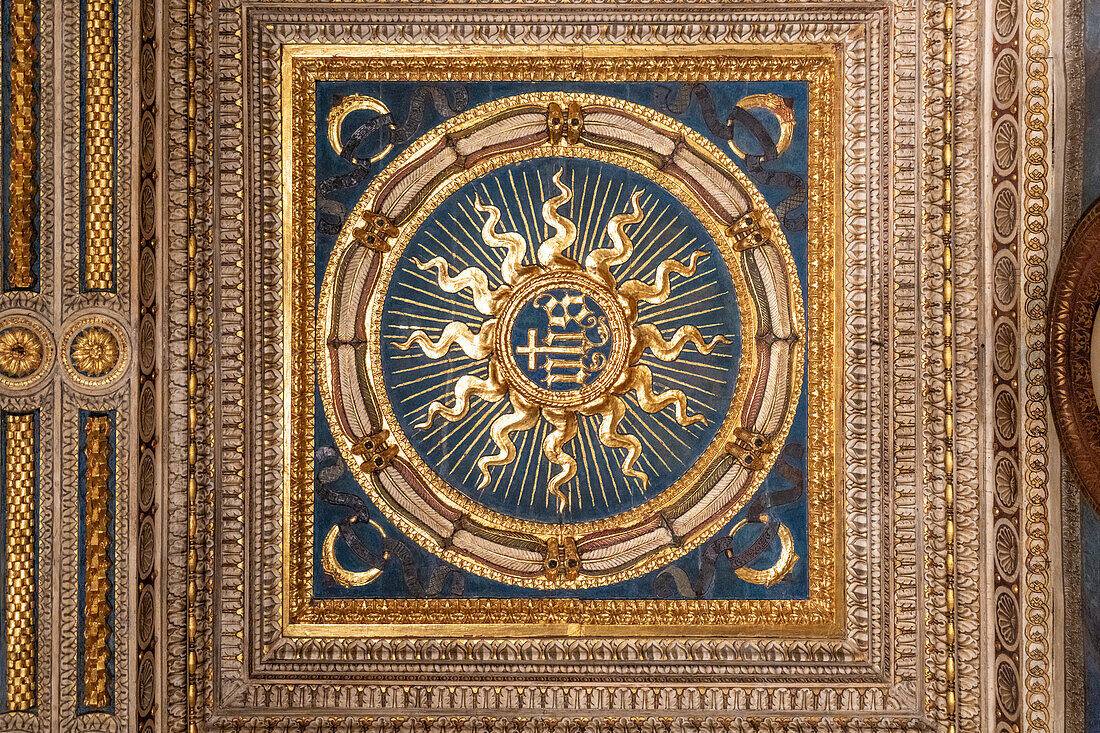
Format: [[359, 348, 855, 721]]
[[7, 0, 38, 289], [82, 415, 111, 709], [4, 413, 35, 710], [83, 0, 115, 291], [284, 46, 840, 634]]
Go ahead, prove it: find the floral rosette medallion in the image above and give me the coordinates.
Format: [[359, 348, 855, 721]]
[[319, 94, 803, 588]]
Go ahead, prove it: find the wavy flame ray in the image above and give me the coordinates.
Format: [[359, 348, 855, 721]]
[[395, 169, 725, 512]]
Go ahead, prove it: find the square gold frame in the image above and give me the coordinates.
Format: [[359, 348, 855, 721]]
[[281, 45, 842, 638]]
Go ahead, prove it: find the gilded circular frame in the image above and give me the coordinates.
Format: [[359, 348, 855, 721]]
[[0, 313, 54, 391], [319, 93, 804, 588], [494, 269, 632, 409], [1050, 197, 1100, 512]]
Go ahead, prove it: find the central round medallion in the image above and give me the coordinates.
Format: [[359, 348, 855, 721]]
[[323, 93, 804, 587], [373, 157, 744, 524], [496, 272, 629, 408]]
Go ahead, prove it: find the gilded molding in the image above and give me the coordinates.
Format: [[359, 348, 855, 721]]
[[941, 1, 960, 728], [988, 0, 1025, 726], [7, 0, 39, 290], [4, 412, 35, 711], [289, 50, 839, 630], [1023, 0, 1055, 727], [83, 0, 115, 291], [81, 414, 111, 710], [136, 0, 159, 725], [185, 0, 200, 724]]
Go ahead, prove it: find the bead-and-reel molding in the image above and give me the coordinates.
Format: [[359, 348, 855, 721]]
[[318, 94, 803, 589]]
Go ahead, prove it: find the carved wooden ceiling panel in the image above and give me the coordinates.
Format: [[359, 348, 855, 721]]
[[0, 0, 1075, 730]]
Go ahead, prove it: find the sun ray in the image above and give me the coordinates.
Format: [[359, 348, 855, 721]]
[[431, 397, 493, 458], [424, 399, 494, 464], [648, 397, 707, 439], [472, 193, 533, 286], [400, 268, 495, 314], [593, 181, 626, 250], [511, 169, 541, 250], [585, 188, 644, 290], [624, 198, 668, 251], [527, 170, 546, 241], [388, 309, 469, 326], [488, 178, 529, 258], [536, 169, 582, 271], [579, 416, 616, 506], [635, 357, 715, 394], [399, 371, 466, 407], [389, 296, 470, 320], [394, 320, 496, 360], [527, 419, 546, 509], [417, 365, 507, 429], [633, 323, 729, 362], [475, 393, 540, 489], [441, 398, 507, 465], [618, 251, 709, 306], [412, 256, 508, 316], [618, 407, 676, 470], [645, 305, 728, 328], [633, 356, 708, 391], [579, 170, 607, 258], [542, 407, 579, 510], [618, 363, 704, 428], [638, 276, 720, 314], [618, 199, 669, 267], [390, 359, 480, 388], [444, 212, 503, 280], [638, 208, 684, 255], [623, 396, 693, 453], [495, 425, 530, 503], [673, 352, 737, 372], [580, 395, 648, 489], [457, 196, 506, 268], [571, 418, 596, 510], [621, 231, 697, 284], [572, 167, 593, 259]]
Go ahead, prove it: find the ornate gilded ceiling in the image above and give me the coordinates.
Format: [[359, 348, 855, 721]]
[[0, 0, 1083, 730]]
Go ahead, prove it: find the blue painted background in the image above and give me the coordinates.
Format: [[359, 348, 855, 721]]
[[312, 80, 813, 602]]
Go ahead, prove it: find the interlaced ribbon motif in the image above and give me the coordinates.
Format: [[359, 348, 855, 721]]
[[318, 85, 469, 235], [316, 446, 465, 596], [654, 83, 808, 231]]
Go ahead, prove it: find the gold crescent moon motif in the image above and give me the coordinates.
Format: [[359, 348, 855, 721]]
[[728, 513, 799, 587], [326, 94, 395, 163], [321, 520, 388, 587], [727, 92, 797, 161]]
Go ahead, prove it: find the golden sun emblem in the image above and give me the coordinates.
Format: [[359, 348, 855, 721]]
[[394, 169, 728, 510]]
